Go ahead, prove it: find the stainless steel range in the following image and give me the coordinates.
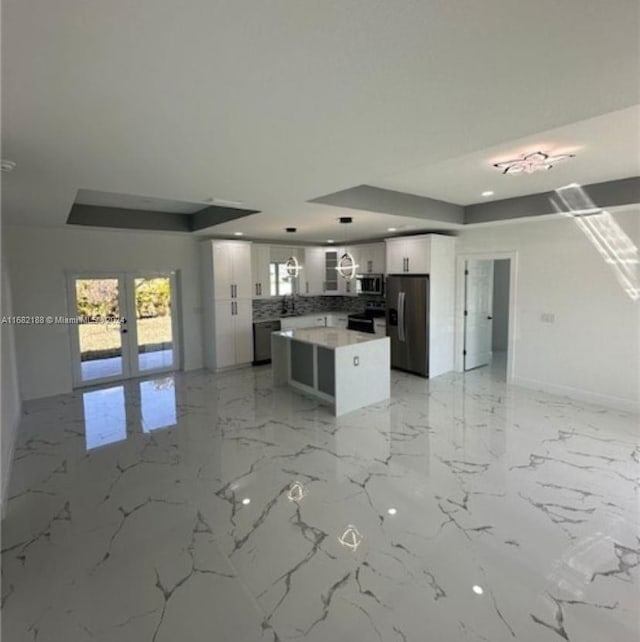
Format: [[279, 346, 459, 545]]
[[347, 301, 386, 334]]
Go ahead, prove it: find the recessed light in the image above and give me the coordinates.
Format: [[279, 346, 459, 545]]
[[327, 239, 335, 244], [241, 497, 251, 505], [387, 227, 397, 232], [472, 585, 484, 595], [387, 508, 398, 516], [233, 232, 244, 236], [481, 191, 494, 197]]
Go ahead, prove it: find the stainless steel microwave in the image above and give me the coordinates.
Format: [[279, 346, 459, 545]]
[[356, 273, 384, 295]]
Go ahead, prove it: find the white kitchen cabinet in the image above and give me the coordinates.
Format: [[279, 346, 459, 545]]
[[303, 248, 325, 295], [234, 299, 253, 363], [355, 243, 385, 274], [201, 240, 253, 370], [211, 241, 252, 299], [251, 244, 271, 299], [323, 247, 358, 296], [326, 313, 348, 329], [374, 319, 386, 336], [385, 236, 431, 274]]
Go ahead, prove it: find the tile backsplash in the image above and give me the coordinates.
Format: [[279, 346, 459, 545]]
[[252, 295, 385, 320]]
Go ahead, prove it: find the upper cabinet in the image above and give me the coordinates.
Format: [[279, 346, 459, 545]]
[[207, 240, 252, 300], [353, 243, 385, 274], [251, 244, 271, 299], [303, 247, 325, 295], [385, 236, 432, 274]]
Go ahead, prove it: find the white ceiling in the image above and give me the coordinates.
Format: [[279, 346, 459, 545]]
[[210, 202, 461, 243], [372, 106, 640, 205], [2, 0, 639, 242]]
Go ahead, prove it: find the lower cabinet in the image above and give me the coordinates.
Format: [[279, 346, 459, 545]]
[[212, 299, 252, 368]]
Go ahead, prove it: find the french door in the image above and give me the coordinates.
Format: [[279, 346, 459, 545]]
[[68, 271, 180, 387]]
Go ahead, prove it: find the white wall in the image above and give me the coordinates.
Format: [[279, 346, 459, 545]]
[[1, 258, 22, 510], [5, 225, 204, 400], [457, 211, 640, 411], [492, 259, 510, 351]]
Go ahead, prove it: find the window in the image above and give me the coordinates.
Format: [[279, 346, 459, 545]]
[[270, 262, 293, 296]]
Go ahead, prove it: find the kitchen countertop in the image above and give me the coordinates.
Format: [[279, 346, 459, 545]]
[[273, 327, 388, 349], [254, 311, 353, 324]]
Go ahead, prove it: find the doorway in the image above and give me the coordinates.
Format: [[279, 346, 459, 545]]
[[68, 272, 180, 387], [456, 253, 516, 379]]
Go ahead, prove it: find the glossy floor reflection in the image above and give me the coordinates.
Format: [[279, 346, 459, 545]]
[[2, 366, 638, 641]]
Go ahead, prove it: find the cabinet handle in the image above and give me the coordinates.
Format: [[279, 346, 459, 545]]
[[230, 301, 234, 316], [231, 284, 234, 298], [306, 281, 309, 294], [259, 283, 262, 296], [367, 260, 372, 273]]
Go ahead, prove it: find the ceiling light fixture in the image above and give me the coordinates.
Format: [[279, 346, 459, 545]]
[[233, 232, 244, 236], [493, 150, 575, 175], [472, 585, 484, 595], [481, 191, 494, 197], [335, 217, 358, 280], [387, 508, 398, 516], [387, 227, 397, 232], [1, 160, 16, 173], [241, 497, 251, 505], [327, 239, 335, 244]]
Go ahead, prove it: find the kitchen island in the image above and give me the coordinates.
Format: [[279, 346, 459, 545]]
[[271, 327, 390, 416]]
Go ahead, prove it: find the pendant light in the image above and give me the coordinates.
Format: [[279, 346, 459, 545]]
[[336, 217, 358, 280], [284, 227, 301, 278]]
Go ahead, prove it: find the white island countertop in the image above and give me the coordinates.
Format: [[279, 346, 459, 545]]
[[273, 327, 384, 349]]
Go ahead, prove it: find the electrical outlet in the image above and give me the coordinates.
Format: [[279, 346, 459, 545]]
[[540, 313, 555, 324], [353, 356, 359, 366]]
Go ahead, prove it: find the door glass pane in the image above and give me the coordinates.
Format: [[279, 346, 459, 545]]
[[325, 251, 338, 291], [134, 277, 174, 371], [75, 278, 123, 381]]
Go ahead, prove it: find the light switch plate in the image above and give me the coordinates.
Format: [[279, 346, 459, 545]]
[[353, 356, 359, 366]]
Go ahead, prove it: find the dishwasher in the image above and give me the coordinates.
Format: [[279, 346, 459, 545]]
[[252, 319, 282, 365]]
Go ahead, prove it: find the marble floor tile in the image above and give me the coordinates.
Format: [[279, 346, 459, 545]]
[[2, 361, 638, 641]]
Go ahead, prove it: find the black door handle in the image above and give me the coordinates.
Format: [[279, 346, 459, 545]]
[[121, 328, 128, 333], [487, 316, 493, 320]]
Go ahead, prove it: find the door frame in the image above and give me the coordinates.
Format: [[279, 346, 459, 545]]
[[67, 270, 181, 388], [454, 251, 518, 382]]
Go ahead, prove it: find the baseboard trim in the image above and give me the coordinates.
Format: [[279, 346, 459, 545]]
[[2, 405, 21, 519], [512, 376, 639, 414]]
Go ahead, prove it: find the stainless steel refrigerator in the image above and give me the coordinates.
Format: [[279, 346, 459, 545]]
[[386, 275, 429, 377]]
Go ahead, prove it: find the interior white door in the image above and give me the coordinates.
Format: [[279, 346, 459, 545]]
[[464, 259, 494, 370]]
